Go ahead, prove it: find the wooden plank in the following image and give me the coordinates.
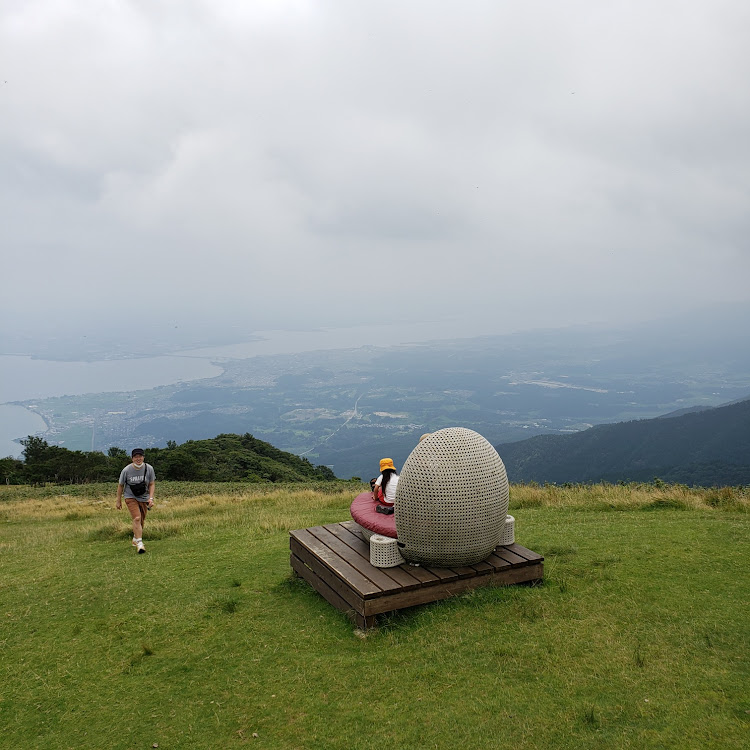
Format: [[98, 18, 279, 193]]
[[332, 523, 454, 585], [324, 522, 373, 558], [291, 553, 360, 619], [407, 559, 494, 580], [504, 543, 545, 563], [447, 564, 478, 579], [355, 612, 377, 630], [306, 525, 397, 592], [394, 562, 441, 585], [340, 519, 367, 539], [421, 565, 461, 581], [417, 559, 494, 580], [484, 551, 513, 570], [497, 562, 543, 587], [340, 520, 421, 592], [291, 523, 544, 629], [290, 539, 363, 612], [470, 560, 494, 575], [291, 528, 383, 597], [368, 562, 427, 590], [324, 524, 427, 590], [330, 523, 465, 587], [339, 519, 521, 575], [364, 562, 544, 616], [307, 526, 403, 595], [492, 547, 532, 566]]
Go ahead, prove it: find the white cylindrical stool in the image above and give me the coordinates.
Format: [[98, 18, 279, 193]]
[[498, 515, 515, 546], [370, 534, 406, 568]]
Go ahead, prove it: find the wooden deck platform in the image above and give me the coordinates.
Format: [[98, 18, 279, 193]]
[[290, 521, 544, 629]]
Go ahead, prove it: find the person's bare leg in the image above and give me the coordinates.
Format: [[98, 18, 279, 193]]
[[130, 505, 143, 537], [125, 499, 144, 543], [136, 503, 148, 552]]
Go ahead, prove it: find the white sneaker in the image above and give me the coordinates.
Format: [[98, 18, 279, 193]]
[[136, 540, 146, 554]]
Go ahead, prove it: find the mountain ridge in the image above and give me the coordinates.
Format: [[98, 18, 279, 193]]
[[496, 397, 750, 486]]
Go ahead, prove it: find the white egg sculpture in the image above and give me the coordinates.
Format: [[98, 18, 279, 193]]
[[395, 427, 509, 566]]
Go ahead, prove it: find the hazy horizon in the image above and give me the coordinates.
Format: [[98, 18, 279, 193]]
[[2, 1, 748, 348]]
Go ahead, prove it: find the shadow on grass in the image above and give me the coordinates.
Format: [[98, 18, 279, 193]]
[[273, 574, 312, 595], [210, 595, 240, 614], [644, 497, 690, 511], [121, 643, 155, 674], [580, 704, 600, 730], [64, 511, 88, 522], [86, 521, 182, 542], [371, 581, 548, 635], [275, 572, 549, 636], [543, 545, 578, 558], [591, 554, 621, 567]]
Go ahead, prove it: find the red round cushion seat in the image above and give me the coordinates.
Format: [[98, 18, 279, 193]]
[[349, 491, 397, 539]]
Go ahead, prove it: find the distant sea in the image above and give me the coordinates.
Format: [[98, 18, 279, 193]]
[[173, 319, 507, 359], [0, 405, 48, 460], [0, 355, 223, 458], [0, 319, 515, 458]]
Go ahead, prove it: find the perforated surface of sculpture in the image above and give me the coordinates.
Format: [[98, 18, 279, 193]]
[[395, 427, 510, 566]]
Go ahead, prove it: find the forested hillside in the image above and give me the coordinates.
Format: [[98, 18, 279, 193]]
[[497, 398, 750, 486], [0, 433, 336, 485]]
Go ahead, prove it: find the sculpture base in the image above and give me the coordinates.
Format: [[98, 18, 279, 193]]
[[290, 520, 543, 630]]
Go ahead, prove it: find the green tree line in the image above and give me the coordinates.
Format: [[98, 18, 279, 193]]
[[0, 433, 337, 485]]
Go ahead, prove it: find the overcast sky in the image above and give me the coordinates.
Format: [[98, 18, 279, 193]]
[[2, 0, 748, 345]]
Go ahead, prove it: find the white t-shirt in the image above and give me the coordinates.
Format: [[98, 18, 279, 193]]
[[374, 473, 399, 505]]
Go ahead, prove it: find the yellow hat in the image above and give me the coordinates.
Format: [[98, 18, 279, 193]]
[[379, 458, 396, 472]]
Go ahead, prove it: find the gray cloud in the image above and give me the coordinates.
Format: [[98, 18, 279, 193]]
[[2, 0, 748, 341]]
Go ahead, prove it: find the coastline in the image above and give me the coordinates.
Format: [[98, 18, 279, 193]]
[[0, 355, 227, 458], [0, 354, 225, 405], [0, 404, 48, 459]]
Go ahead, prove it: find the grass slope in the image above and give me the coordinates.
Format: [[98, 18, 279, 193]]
[[0, 483, 748, 749]]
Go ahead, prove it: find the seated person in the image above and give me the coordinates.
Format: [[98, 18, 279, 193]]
[[371, 458, 399, 508]]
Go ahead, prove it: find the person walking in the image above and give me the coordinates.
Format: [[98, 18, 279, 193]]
[[116, 448, 155, 553]]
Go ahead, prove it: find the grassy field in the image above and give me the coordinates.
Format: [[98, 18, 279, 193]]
[[0, 482, 748, 749]]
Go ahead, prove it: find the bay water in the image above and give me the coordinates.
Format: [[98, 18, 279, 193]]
[[0, 318, 513, 457]]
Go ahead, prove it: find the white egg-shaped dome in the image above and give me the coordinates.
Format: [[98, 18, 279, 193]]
[[395, 427, 509, 566]]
